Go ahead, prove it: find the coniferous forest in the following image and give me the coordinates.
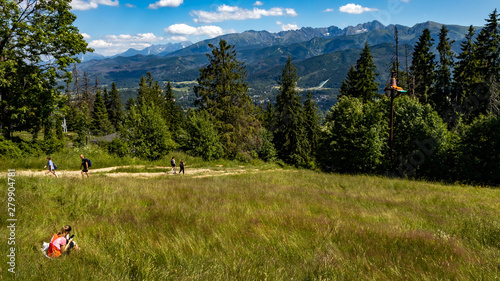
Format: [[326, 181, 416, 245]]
[[1, 2, 500, 185]]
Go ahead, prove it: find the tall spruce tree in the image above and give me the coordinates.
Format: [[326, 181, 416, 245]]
[[410, 28, 436, 104], [90, 90, 112, 136], [339, 43, 379, 101], [434, 25, 455, 116], [303, 92, 321, 158], [475, 9, 500, 115], [274, 56, 310, 167], [164, 81, 184, 132], [137, 72, 163, 108], [453, 26, 480, 109], [355, 42, 379, 101], [339, 65, 358, 99], [194, 40, 261, 159], [108, 82, 124, 130]]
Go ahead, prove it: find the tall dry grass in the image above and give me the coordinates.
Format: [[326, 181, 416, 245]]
[[0, 170, 498, 280]]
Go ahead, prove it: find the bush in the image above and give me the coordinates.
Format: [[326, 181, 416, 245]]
[[107, 138, 129, 158], [320, 96, 387, 173], [185, 111, 223, 161], [458, 114, 500, 185], [0, 139, 23, 158], [257, 128, 277, 162]]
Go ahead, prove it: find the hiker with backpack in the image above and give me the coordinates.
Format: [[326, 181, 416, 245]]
[[44, 156, 58, 177], [80, 154, 92, 177]]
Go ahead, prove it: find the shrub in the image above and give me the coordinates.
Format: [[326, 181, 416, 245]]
[[185, 111, 223, 161], [0, 139, 23, 158], [458, 114, 500, 185], [107, 138, 129, 158]]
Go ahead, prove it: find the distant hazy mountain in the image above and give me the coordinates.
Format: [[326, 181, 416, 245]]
[[168, 21, 390, 57], [76, 20, 473, 111], [113, 41, 192, 57], [77, 52, 107, 61]]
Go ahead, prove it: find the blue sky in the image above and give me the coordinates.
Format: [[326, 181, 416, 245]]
[[71, 0, 499, 56]]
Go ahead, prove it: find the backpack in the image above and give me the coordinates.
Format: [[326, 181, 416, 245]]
[[87, 159, 92, 167], [53, 163, 57, 170]]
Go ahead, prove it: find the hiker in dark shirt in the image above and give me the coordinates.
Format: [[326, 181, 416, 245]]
[[80, 154, 90, 178], [179, 159, 185, 175]]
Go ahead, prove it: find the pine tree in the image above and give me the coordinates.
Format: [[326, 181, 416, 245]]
[[274, 56, 310, 167], [303, 92, 321, 158], [90, 90, 112, 136], [164, 81, 184, 132], [475, 9, 500, 115], [123, 101, 176, 160], [339, 43, 379, 102], [356, 42, 379, 101], [137, 72, 163, 108], [103, 87, 110, 113], [193, 39, 261, 159], [453, 26, 480, 108], [410, 28, 436, 104], [434, 25, 455, 115], [262, 101, 277, 132], [339, 65, 358, 99], [108, 82, 124, 130]]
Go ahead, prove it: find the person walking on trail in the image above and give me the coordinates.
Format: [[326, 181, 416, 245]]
[[80, 154, 90, 178], [44, 156, 58, 177], [171, 157, 176, 174], [179, 159, 185, 175]]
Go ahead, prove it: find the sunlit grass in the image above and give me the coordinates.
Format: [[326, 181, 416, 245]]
[[0, 170, 498, 280]]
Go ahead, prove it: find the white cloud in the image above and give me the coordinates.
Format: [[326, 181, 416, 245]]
[[148, 0, 183, 9], [71, 0, 119, 11], [192, 5, 298, 23], [276, 21, 299, 31], [323, 8, 334, 12], [81, 33, 91, 39], [87, 33, 165, 56], [125, 3, 136, 8], [88, 39, 113, 48], [170, 36, 190, 42], [254, 1, 263, 6], [164, 23, 225, 38], [339, 3, 379, 14]]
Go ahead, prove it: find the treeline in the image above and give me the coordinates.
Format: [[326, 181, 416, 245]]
[[1, 2, 499, 185]]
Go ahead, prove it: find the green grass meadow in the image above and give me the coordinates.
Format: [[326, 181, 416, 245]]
[[1, 170, 499, 280]]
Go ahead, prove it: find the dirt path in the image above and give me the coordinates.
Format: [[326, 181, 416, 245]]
[[12, 166, 266, 178]]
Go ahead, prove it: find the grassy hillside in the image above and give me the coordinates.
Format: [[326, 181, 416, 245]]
[[1, 169, 498, 280]]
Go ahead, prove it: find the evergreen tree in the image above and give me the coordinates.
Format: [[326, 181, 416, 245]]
[[434, 25, 455, 116], [410, 28, 436, 104], [453, 26, 480, 108], [123, 101, 176, 160], [90, 90, 112, 136], [137, 72, 163, 108], [303, 92, 321, 158], [339, 43, 379, 102], [475, 9, 500, 115], [339, 65, 358, 99], [262, 101, 277, 132], [75, 103, 90, 147], [108, 82, 124, 130], [193, 39, 261, 159], [164, 81, 184, 132], [355, 42, 380, 101], [102, 87, 110, 113], [274, 56, 310, 167]]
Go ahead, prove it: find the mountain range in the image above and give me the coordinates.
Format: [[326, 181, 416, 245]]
[[76, 20, 473, 110]]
